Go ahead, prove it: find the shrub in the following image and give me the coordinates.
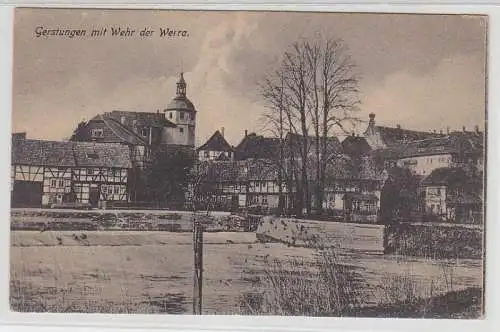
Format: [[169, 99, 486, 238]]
[[241, 243, 363, 316]]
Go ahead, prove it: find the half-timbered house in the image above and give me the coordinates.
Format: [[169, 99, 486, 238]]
[[11, 136, 132, 208]]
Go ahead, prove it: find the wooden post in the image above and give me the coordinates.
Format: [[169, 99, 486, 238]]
[[193, 217, 203, 314]]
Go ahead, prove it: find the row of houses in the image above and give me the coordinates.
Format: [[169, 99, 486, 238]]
[[196, 113, 484, 223], [10, 72, 485, 223]]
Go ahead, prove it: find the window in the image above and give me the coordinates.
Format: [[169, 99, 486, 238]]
[[58, 179, 64, 187], [204, 151, 209, 158], [141, 128, 149, 137], [437, 188, 441, 195], [114, 186, 120, 194], [86, 153, 99, 160], [87, 168, 93, 175], [169, 112, 173, 119], [91, 128, 103, 138], [179, 127, 184, 133], [180, 112, 185, 120], [51, 179, 57, 187]]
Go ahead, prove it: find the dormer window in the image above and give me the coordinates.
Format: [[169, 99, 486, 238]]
[[169, 112, 173, 119], [141, 128, 149, 137], [91, 128, 103, 138], [180, 112, 185, 120]]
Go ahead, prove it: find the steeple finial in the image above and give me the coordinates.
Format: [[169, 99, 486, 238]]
[[176, 72, 186, 96]]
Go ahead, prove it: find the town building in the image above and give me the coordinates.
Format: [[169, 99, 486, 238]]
[[11, 134, 132, 208], [70, 72, 197, 202], [364, 113, 444, 150], [191, 159, 284, 213], [71, 72, 197, 163], [419, 167, 483, 224], [197, 129, 234, 162]]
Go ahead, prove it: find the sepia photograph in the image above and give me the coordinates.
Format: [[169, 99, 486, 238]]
[[9, 8, 487, 318]]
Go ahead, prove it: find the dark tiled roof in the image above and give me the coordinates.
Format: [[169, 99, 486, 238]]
[[341, 135, 372, 156], [75, 114, 147, 145], [12, 139, 76, 166], [234, 133, 280, 160], [374, 126, 445, 147], [285, 132, 342, 157], [72, 141, 132, 168], [324, 155, 385, 181], [104, 110, 176, 128], [203, 161, 247, 182], [12, 139, 132, 169], [421, 167, 468, 186], [399, 135, 484, 159], [166, 96, 196, 111], [198, 130, 234, 152]]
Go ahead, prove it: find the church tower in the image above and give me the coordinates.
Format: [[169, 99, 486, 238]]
[[164, 73, 197, 147]]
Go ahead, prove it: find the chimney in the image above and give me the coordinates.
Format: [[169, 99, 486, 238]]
[[396, 124, 401, 129], [447, 127, 450, 134], [475, 125, 480, 134], [462, 126, 466, 132], [433, 129, 437, 134], [221, 127, 225, 137], [157, 109, 159, 114], [440, 129, 443, 135], [244, 129, 248, 137]]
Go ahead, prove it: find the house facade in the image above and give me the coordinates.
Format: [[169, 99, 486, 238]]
[[11, 136, 132, 208], [419, 167, 483, 224]]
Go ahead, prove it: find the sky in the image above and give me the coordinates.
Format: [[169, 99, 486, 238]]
[[12, 9, 487, 147]]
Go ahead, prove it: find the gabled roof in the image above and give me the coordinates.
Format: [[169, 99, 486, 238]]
[[12, 139, 132, 169], [234, 133, 280, 161], [198, 130, 234, 152], [341, 135, 372, 156], [75, 110, 177, 146]]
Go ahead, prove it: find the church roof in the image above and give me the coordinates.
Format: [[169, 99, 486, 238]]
[[198, 130, 234, 152], [105, 110, 176, 128], [166, 95, 196, 111]]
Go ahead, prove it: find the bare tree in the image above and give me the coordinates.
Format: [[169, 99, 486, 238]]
[[261, 35, 360, 216]]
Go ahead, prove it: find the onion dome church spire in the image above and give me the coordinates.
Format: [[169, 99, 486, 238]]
[[164, 72, 197, 147]]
